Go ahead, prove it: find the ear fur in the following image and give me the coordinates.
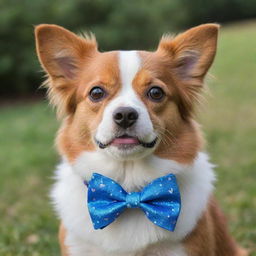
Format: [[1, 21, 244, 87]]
[[158, 24, 219, 119], [35, 24, 97, 117]]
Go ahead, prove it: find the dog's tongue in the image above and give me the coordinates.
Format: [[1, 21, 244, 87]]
[[112, 137, 139, 146]]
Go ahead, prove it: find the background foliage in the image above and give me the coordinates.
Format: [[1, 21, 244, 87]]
[[0, 0, 256, 96]]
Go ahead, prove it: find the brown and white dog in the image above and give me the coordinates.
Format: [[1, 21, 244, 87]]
[[35, 24, 248, 256]]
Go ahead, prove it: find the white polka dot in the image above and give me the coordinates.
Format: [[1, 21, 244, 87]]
[[99, 183, 105, 188], [168, 188, 173, 194]]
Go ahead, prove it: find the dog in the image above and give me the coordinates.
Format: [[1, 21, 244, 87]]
[[35, 23, 248, 256]]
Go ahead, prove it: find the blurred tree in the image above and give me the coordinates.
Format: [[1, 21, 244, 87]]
[[0, 0, 255, 96], [180, 0, 256, 27], [0, 0, 115, 96], [93, 0, 185, 50]]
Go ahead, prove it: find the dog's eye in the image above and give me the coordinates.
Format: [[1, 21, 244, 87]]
[[89, 87, 106, 102], [147, 87, 165, 102]]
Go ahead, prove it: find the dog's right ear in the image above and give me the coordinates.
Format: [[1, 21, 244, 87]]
[[35, 24, 97, 116]]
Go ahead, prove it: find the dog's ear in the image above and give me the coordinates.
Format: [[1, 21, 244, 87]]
[[35, 24, 97, 80], [158, 24, 219, 81], [157, 24, 219, 118], [35, 24, 97, 116]]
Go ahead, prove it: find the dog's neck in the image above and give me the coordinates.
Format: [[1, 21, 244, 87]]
[[72, 151, 214, 239], [71, 150, 190, 192], [54, 151, 215, 254]]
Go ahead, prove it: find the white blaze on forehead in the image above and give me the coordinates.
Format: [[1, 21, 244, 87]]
[[118, 51, 141, 95], [96, 50, 155, 146]]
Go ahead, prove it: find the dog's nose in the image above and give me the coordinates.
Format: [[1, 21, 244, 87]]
[[113, 107, 138, 129]]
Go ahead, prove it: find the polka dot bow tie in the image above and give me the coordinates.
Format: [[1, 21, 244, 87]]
[[86, 173, 181, 231]]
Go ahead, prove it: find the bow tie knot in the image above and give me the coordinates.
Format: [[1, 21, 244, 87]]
[[87, 173, 181, 231], [126, 192, 141, 208]]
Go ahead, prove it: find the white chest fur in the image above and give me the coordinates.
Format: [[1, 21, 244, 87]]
[[51, 152, 215, 256]]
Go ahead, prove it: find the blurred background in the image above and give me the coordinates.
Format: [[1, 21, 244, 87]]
[[0, 0, 255, 255]]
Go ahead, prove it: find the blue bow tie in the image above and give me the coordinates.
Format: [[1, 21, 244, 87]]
[[86, 173, 181, 231]]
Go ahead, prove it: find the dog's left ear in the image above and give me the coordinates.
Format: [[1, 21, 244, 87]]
[[157, 24, 219, 118], [158, 23, 219, 81]]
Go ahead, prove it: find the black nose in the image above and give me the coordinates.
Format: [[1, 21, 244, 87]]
[[113, 107, 139, 129]]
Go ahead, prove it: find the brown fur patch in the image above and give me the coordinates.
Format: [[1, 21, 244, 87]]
[[56, 51, 121, 161], [59, 223, 70, 256], [183, 198, 248, 256], [35, 26, 126, 161], [135, 50, 205, 164], [157, 24, 219, 120], [132, 25, 218, 163], [35, 24, 98, 117]]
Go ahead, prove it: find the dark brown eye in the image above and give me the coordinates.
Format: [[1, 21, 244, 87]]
[[89, 87, 106, 102], [147, 87, 165, 101]]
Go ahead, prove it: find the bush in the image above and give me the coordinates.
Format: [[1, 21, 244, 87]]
[[0, 0, 255, 96]]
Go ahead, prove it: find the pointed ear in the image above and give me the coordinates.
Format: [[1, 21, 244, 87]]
[[158, 24, 219, 81], [157, 24, 219, 119], [35, 24, 97, 80], [35, 24, 97, 117]]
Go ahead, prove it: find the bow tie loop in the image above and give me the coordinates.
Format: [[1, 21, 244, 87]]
[[126, 192, 141, 208], [87, 173, 181, 231]]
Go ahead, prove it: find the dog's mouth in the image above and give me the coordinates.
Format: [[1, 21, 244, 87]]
[[95, 134, 157, 149]]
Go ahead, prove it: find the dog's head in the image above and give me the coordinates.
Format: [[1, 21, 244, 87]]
[[35, 24, 218, 163]]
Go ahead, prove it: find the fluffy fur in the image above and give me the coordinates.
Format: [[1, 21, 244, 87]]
[[52, 152, 214, 256], [35, 23, 248, 256]]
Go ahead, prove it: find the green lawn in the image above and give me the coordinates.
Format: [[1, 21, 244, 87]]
[[0, 103, 59, 256], [0, 21, 256, 255]]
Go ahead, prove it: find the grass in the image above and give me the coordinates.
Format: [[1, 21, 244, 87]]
[[0, 21, 256, 255], [200, 20, 256, 253], [0, 103, 59, 255]]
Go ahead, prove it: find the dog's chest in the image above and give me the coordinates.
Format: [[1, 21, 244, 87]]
[[64, 240, 188, 256], [51, 151, 214, 255]]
